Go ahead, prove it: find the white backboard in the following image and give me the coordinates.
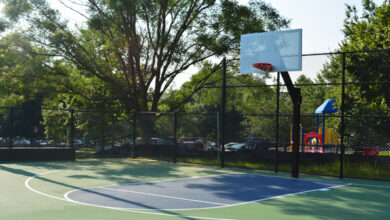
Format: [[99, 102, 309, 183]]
[[240, 29, 302, 73]]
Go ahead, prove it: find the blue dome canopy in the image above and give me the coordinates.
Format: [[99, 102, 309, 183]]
[[315, 98, 339, 114]]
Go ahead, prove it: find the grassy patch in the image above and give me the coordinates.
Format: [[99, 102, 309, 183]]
[[75, 147, 97, 158], [176, 157, 390, 180]]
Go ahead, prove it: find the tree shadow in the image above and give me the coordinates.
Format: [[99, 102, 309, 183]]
[[257, 184, 390, 219], [183, 173, 390, 219], [0, 161, 226, 219]]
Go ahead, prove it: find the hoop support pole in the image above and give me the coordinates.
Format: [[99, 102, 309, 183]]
[[281, 72, 301, 178]]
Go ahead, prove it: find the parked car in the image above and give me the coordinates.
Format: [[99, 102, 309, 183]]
[[245, 140, 267, 150], [181, 140, 205, 151], [224, 141, 267, 152], [73, 139, 83, 146], [223, 142, 239, 152], [13, 138, 31, 145], [206, 142, 218, 151], [38, 140, 48, 145], [0, 138, 6, 146], [225, 143, 255, 152]]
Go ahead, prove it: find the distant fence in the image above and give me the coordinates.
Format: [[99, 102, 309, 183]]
[[0, 49, 389, 180]]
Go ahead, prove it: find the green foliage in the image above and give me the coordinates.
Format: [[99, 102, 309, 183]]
[[41, 109, 69, 142], [316, 0, 390, 146], [0, 0, 290, 113], [0, 0, 290, 142], [341, 0, 390, 110]]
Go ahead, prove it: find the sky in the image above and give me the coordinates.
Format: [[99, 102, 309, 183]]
[[248, 0, 384, 53]]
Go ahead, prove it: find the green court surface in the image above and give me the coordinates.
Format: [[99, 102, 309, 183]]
[[0, 158, 389, 220]]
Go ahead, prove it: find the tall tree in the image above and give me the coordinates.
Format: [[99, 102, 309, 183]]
[[1, 0, 289, 112], [341, 0, 390, 109], [317, 0, 390, 146]]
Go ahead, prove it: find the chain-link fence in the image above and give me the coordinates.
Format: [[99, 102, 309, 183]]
[[1, 49, 389, 180]]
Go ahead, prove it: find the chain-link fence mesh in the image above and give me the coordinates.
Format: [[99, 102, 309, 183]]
[[73, 110, 133, 158], [1, 49, 389, 180], [134, 112, 174, 161], [176, 112, 219, 165], [0, 108, 10, 147]]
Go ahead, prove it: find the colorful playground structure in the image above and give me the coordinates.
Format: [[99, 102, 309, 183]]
[[291, 98, 340, 153]]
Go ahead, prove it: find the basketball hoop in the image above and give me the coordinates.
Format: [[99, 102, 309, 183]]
[[252, 63, 273, 72]]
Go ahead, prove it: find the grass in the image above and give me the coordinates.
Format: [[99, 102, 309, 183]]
[[75, 147, 97, 158], [174, 157, 390, 180]]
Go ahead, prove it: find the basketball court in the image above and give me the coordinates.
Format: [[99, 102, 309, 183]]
[[63, 173, 344, 210], [1, 158, 390, 220]]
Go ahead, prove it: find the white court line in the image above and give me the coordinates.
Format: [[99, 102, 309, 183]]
[[25, 170, 237, 220], [349, 183, 390, 189], [25, 170, 68, 201], [26, 167, 388, 216], [64, 192, 235, 220], [99, 187, 229, 206]]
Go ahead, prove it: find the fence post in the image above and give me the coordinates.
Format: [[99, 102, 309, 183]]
[[70, 109, 74, 148], [275, 72, 280, 172], [9, 107, 13, 148], [216, 112, 220, 161], [173, 111, 177, 164], [292, 87, 301, 178], [340, 52, 346, 179], [220, 58, 226, 168], [132, 111, 136, 158]]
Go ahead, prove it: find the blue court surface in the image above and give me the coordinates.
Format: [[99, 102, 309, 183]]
[[65, 173, 345, 210]]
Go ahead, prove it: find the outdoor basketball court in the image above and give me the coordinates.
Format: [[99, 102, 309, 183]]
[[64, 173, 344, 210], [1, 158, 390, 220]]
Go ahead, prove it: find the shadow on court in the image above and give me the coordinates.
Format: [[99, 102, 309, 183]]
[[258, 184, 390, 220], [2, 159, 389, 219], [181, 174, 390, 219], [4, 159, 225, 185], [0, 162, 212, 220]]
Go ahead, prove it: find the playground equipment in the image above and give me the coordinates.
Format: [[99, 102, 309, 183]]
[[291, 98, 340, 153]]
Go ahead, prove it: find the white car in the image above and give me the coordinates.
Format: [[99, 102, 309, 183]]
[[223, 142, 239, 152], [13, 138, 31, 145]]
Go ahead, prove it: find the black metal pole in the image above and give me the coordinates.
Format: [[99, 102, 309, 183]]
[[275, 72, 280, 173], [173, 111, 177, 164], [292, 87, 301, 178], [70, 109, 75, 148], [340, 52, 346, 179], [9, 107, 13, 148], [280, 72, 301, 178], [132, 111, 136, 158], [220, 58, 226, 168], [216, 112, 220, 161]]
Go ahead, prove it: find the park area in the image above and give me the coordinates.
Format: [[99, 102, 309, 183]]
[[0, 0, 390, 219]]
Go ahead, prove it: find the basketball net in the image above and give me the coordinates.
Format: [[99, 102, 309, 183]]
[[252, 63, 273, 73]]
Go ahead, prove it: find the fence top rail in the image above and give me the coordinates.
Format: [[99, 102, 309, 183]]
[[227, 48, 390, 61], [1, 105, 388, 118], [203, 81, 390, 89]]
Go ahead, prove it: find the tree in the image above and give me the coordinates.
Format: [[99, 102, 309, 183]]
[[1, 0, 289, 112], [317, 0, 390, 146], [341, 0, 390, 109]]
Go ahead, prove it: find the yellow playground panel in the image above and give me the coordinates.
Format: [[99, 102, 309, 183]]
[[290, 125, 340, 153]]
